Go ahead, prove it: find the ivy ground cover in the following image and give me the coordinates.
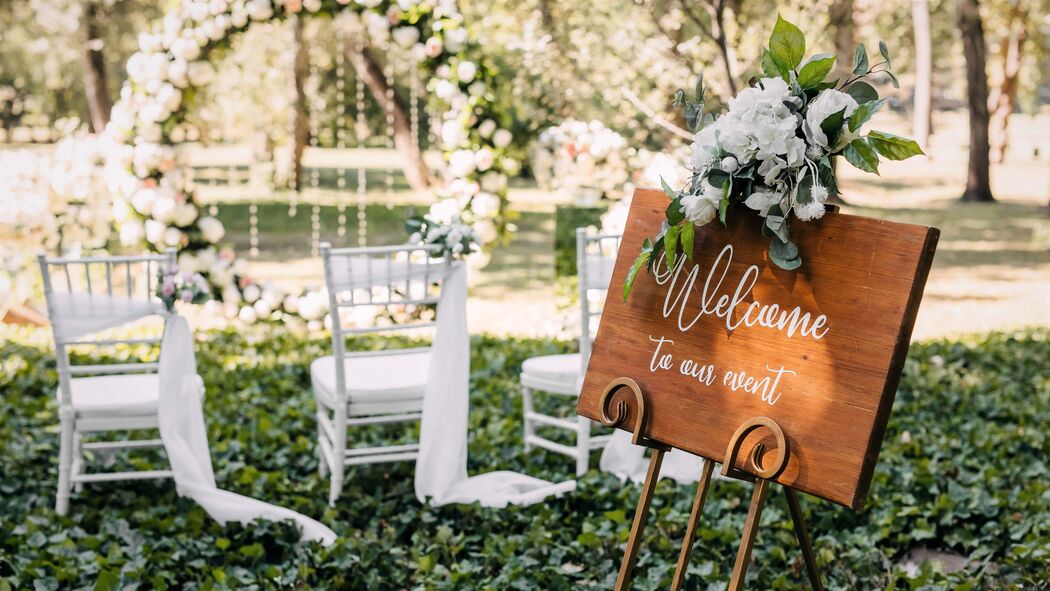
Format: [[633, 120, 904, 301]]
[[0, 328, 1047, 590]]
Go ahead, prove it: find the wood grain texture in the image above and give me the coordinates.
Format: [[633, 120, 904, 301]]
[[577, 188, 939, 509]]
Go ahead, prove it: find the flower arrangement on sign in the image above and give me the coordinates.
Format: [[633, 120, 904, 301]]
[[532, 119, 630, 203], [156, 264, 211, 312], [623, 15, 924, 300], [405, 215, 479, 259]]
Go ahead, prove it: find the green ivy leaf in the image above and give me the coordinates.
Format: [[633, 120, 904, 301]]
[[868, 130, 925, 160], [769, 14, 806, 70], [853, 43, 869, 75], [844, 138, 880, 174], [664, 223, 680, 272], [848, 98, 885, 132], [623, 250, 651, 302], [845, 80, 878, 104], [680, 221, 695, 261], [797, 54, 836, 88]]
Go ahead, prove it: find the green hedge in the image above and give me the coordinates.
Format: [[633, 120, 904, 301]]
[[554, 205, 607, 277], [0, 327, 1047, 589]]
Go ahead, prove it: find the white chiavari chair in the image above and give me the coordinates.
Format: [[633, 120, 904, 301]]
[[312, 242, 452, 505], [37, 250, 192, 515], [520, 228, 621, 476]]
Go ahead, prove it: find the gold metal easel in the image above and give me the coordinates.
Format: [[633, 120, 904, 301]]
[[597, 379, 824, 591]]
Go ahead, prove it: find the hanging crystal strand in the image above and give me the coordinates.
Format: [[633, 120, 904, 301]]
[[308, 40, 322, 257], [288, 20, 299, 218], [354, 35, 368, 247], [383, 60, 395, 210], [409, 60, 420, 157], [335, 26, 348, 240]]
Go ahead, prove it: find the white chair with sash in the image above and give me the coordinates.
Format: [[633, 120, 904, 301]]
[[520, 228, 620, 476], [312, 242, 453, 505], [37, 250, 190, 515]]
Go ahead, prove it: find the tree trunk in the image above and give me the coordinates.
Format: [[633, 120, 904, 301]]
[[911, 0, 933, 152], [988, 0, 1026, 163], [829, 0, 855, 83], [346, 42, 432, 190], [709, 0, 739, 96], [80, 0, 111, 133], [291, 15, 309, 191], [958, 0, 994, 202]]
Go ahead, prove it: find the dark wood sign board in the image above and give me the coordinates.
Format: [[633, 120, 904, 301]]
[[578, 188, 939, 509]]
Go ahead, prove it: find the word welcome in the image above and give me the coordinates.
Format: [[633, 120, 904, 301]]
[[648, 335, 796, 406], [653, 245, 829, 340]]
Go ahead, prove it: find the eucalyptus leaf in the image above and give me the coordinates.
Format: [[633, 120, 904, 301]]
[[853, 43, 869, 75], [770, 238, 799, 260], [707, 169, 731, 188], [878, 40, 891, 67], [769, 249, 803, 270], [769, 14, 806, 70], [884, 70, 900, 89], [660, 177, 678, 200], [868, 130, 925, 160], [845, 80, 878, 104], [844, 138, 880, 174]]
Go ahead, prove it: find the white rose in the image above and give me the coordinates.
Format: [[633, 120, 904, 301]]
[[428, 198, 461, 224], [198, 216, 225, 243], [392, 26, 420, 48], [680, 183, 721, 225], [174, 203, 198, 227], [456, 61, 477, 83], [492, 129, 512, 149], [242, 283, 261, 303], [131, 188, 157, 215], [187, 61, 216, 86], [441, 119, 465, 147], [480, 172, 507, 193], [478, 119, 497, 139], [163, 227, 184, 246], [231, 9, 248, 27], [151, 193, 177, 223], [303, 0, 322, 12], [804, 89, 858, 149], [119, 220, 144, 245], [253, 298, 272, 318], [282, 294, 300, 315], [448, 149, 476, 178], [474, 147, 495, 171], [470, 192, 500, 217], [167, 59, 189, 88], [444, 27, 467, 53], [238, 305, 257, 324], [170, 37, 201, 61], [145, 219, 166, 245], [247, 0, 273, 21]]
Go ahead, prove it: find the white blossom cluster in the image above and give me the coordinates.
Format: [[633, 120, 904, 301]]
[[94, 0, 513, 324], [683, 77, 858, 226], [532, 119, 630, 201]]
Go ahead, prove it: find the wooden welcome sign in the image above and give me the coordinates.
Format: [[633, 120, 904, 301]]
[[577, 187, 939, 589]]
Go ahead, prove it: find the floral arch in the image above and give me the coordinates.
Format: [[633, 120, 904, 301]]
[[102, 0, 516, 320]]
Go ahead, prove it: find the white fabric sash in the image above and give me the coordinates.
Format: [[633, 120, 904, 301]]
[[158, 316, 336, 545], [600, 429, 712, 485], [415, 264, 576, 507]]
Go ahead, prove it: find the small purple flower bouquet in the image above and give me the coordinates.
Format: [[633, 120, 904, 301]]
[[157, 264, 211, 312]]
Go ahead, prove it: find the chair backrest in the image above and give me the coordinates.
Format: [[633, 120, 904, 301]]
[[320, 242, 452, 400], [576, 228, 621, 366], [37, 250, 176, 406]]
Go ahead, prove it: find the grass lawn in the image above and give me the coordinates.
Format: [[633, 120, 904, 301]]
[[1, 327, 1047, 589]]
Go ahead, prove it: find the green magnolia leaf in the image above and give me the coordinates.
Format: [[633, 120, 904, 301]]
[[797, 54, 836, 88], [761, 49, 786, 79], [853, 43, 869, 75], [664, 224, 680, 272], [770, 238, 799, 260], [820, 107, 848, 147], [846, 80, 878, 104], [623, 250, 650, 302], [879, 40, 891, 67], [868, 130, 925, 160], [848, 98, 885, 132], [769, 14, 806, 70], [844, 138, 880, 174], [666, 196, 684, 226], [680, 221, 695, 261]]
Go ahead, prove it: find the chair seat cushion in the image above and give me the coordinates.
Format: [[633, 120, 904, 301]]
[[311, 351, 431, 405], [521, 353, 582, 384], [68, 374, 161, 416]]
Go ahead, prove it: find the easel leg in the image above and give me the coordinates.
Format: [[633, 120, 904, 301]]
[[614, 448, 666, 591], [727, 478, 771, 591], [670, 459, 715, 591], [784, 488, 824, 591]]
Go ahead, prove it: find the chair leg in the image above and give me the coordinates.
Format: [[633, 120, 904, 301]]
[[55, 410, 74, 516], [521, 385, 535, 453], [575, 415, 591, 477], [316, 411, 329, 479], [328, 408, 347, 507], [72, 432, 84, 494]]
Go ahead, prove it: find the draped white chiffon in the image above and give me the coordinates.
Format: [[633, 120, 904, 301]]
[[158, 316, 337, 545], [600, 429, 711, 485], [414, 264, 576, 507]]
